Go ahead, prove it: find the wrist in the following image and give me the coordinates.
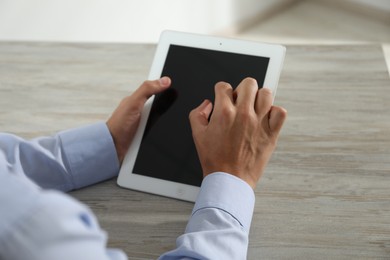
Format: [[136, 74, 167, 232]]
[[202, 167, 259, 189], [196, 172, 256, 232], [105, 122, 124, 164]]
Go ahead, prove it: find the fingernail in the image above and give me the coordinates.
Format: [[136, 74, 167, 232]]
[[159, 76, 170, 87], [199, 99, 209, 108], [204, 99, 212, 106]]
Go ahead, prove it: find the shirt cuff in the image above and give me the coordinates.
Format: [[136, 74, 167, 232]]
[[58, 122, 120, 190], [193, 172, 255, 233]]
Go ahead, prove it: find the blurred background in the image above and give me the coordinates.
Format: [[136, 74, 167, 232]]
[[0, 0, 389, 72]]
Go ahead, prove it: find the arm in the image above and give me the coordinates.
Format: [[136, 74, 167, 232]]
[[0, 78, 171, 260], [0, 77, 171, 191], [0, 122, 119, 191], [0, 171, 127, 260], [159, 173, 254, 260], [160, 78, 287, 259]]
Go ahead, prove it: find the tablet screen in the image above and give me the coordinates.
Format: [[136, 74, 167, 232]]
[[133, 44, 269, 187]]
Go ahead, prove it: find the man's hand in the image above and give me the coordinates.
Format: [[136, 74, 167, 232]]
[[107, 77, 171, 163], [189, 77, 287, 189]]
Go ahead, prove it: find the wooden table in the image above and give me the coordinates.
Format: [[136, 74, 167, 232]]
[[0, 42, 389, 259]]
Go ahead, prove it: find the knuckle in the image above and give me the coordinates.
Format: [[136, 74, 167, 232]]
[[142, 79, 159, 90], [238, 109, 256, 124], [141, 80, 151, 87], [188, 109, 196, 120], [220, 105, 235, 119], [243, 77, 257, 86], [236, 78, 258, 96], [236, 104, 258, 124], [260, 87, 273, 97], [237, 104, 251, 116], [215, 81, 232, 91]]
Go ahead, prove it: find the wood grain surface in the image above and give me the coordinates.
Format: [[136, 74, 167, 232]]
[[0, 42, 389, 259]]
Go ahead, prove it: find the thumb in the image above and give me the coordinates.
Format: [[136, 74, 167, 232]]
[[133, 77, 171, 103], [269, 106, 287, 134], [189, 100, 213, 134]]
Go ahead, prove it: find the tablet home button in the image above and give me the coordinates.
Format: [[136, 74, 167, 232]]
[[177, 187, 185, 197]]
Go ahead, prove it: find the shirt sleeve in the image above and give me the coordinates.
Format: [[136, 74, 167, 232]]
[[0, 169, 127, 260], [159, 172, 255, 260], [0, 123, 126, 260], [1, 127, 255, 259], [0, 122, 119, 191]]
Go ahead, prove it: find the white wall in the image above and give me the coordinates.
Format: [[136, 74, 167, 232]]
[[0, 0, 292, 43], [346, 0, 390, 12]]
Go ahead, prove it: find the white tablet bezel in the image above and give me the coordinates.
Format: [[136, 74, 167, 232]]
[[117, 30, 286, 202]]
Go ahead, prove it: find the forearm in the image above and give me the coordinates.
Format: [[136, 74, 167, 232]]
[[0, 171, 126, 260], [159, 172, 255, 259], [58, 122, 120, 190], [0, 122, 119, 191]]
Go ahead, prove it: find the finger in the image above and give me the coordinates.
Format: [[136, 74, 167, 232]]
[[235, 77, 258, 111], [133, 76, 171, 103], [268, 106, 287, 134], [213, 81, 234, 115], [189, 99, 213, 134], [255, 87, 273, 118]]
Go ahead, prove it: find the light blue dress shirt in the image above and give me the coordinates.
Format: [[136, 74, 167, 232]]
[[0, 122, 255, 260]]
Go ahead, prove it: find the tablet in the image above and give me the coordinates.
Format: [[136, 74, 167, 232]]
[[117, 30, 286, 202]]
